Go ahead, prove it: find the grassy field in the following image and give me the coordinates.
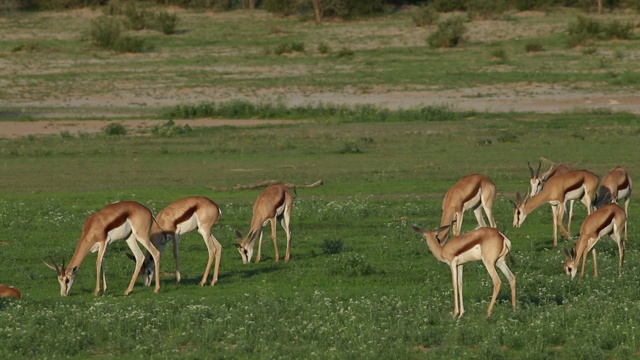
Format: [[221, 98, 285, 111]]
[[1, 5, 640, 360]]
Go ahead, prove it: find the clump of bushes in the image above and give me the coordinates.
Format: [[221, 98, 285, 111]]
[[273, 42, 305, 55], [428, 16, 468, 48], [412, 4, 439, 27], [151, 120, 192, 137], [567, 16, 634, 47], [103, 122, 127, 136], [88, 16, 146, 53]]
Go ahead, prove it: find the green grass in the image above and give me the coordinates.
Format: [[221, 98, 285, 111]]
[[2, 115, 640, 358], [2, 5, 640, 358]]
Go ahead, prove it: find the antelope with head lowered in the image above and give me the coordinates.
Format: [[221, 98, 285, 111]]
[[236, 183, 294, 264], [438, 174, 497, 240], [128, 196, 223, 287], [594, 166, 632, 240], [512, 169, 599, 247], [411, 223, 516, 318], [562, 203, 626, 279], [45, 201, 160, 296], [0, 285, 21, 298]]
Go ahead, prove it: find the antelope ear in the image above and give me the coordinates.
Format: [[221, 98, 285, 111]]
[[562, 247, 571, 259], [234, 229, 244, 240], [410, 225, 424, 234], [44, 261, 57, 271], [235, 243, 243, 249], [70, 266, 78, 276]]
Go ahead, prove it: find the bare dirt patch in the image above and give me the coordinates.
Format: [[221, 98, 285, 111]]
[[0, 119, 301, 139]]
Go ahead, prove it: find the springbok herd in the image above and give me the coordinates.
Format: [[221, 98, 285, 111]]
[[0, 163, 632, 320]]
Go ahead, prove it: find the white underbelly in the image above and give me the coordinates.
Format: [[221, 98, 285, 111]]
[[565, 187, 585, 201], [176, 214, 198, 235]]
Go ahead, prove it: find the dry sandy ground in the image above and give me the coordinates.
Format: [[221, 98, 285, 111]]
[[0, 119, 302, 138]]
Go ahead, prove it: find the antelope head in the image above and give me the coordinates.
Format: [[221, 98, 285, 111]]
[[44, 257, 78, 297], [528, 161, 542, 197], [562, 247, 579, 279], [235, 229, 258, 264], [511, 191, 528, 228]]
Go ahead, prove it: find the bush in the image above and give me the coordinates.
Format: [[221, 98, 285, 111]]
[[321, 238, 344, 254], [89, 16, 122, 49], [604, 20, 634, 40], [525, 41, 544, 53], [317, 42, 330, 54], [103, 123, 127, 136], [428, 16, 468, 48], [411, 4, 439, 27], [153, 10, 179, 35]]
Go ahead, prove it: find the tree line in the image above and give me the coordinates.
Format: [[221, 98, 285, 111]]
[[3, 0, 638, 19]]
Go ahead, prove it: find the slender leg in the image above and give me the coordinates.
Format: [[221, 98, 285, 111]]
[[210, 235, 222, 286], [457, 264, 464, 318], [198, 228, 214, 286], [255, 228, 264, 263], [450, 263, 459, 318], [496, 258, 517, 311], [270, 218, 279, 262], [280, 210, 292, 262], [454, 211, 464, 236], [473, 207, 487, 228], [94, 242, 106, 296], [172, 233, 181, 283], [483, 260, 502, 318]]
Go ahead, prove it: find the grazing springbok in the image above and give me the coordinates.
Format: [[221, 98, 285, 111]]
[[0, 285, 21, 298], [438, 174, 497, 239], [563, 203, 627, 279], [128, 196, 223, 287], [595, 166, 632, 240], [45, 201, 160, 296], [411, 224, 516, 318], [512, 169, 599, 247], [236, 183, 294, 264]]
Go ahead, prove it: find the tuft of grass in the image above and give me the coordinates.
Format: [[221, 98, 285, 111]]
[[428, 16, 468, 48], [103, 122, 127, 136], [411, 4, 439, 27], [525, 42, 544, 53]]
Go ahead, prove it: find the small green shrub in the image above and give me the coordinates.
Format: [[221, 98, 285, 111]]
[[123, 3, 148, 31], [412, 5, 439, 27], [89, 16, 122, 49], [321, 238, 344, 254], [327, 253, 374, 276], [153, 10, 178, 35], [114, 35, 147, 53], [317, 42, 330, 54], [467, 0, 510, 20], [339, 139, 361, 154], [428, 16, 467, 48], [525, 42, 544, 53], [103, 123, 127, 136], [336, 47, 354, 58], [490, 48, 508, 64], [604, 20, 634, 40]]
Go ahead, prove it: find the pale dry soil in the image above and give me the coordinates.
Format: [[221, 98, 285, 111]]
[[1, 9, 640, 138]]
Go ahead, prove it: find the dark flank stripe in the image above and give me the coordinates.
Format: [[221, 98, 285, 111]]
[[173, 205, 197, 227], [618, 176, 630, 192], [461, 183, 481, 205], [564, 176, 584, 193], [456, 238, 482, 256], [595, 212, 616, 234], [104, 212, 129, 237]]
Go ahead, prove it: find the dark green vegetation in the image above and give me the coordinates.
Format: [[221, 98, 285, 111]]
[[1, 4, 640, 359], [2, 115, 640, 358]]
